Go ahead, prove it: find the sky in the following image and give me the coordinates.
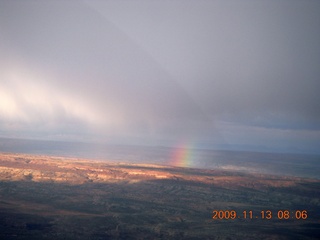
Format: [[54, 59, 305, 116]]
[[0, 0, 320, 154]]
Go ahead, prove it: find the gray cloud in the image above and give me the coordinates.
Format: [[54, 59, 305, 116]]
[[0, 0, 319, 153], [90, 0, 320, 129]]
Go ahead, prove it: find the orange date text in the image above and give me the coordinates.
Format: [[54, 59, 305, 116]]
[[212, 210, 308, 220]]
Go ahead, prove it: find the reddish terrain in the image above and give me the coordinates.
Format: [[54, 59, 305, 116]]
[[0, 152, 319, 239]]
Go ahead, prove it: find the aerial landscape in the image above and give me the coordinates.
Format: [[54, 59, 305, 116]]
[[1, 0, 320, 239], [0, 151, 319, 239]]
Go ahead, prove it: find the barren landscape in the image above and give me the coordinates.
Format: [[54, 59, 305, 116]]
[[0, 152, 319, 239]]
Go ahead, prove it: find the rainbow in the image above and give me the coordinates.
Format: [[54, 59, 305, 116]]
[[170, 144, 194, 168]]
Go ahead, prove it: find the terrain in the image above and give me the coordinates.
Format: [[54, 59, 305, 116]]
[[0, 152, 319, 239]]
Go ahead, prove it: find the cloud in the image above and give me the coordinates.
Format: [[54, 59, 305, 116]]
[[0, 63, 105, 136], [86, 0, 320, 130], [0, 1, 220, 140], [0, 0, 319, 153]]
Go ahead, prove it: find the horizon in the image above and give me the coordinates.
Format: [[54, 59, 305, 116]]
[[1, 136, 320, 156], [0, 137, 319, 180]]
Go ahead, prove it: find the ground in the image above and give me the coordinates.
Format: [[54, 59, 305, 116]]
[[0, 153, 319, 239]]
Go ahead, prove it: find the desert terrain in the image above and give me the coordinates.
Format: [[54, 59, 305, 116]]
[[0, 152, 319, 239]]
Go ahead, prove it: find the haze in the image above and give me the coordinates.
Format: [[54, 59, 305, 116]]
[[1, 0, 320, 154]]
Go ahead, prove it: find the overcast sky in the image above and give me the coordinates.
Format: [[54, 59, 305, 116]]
[[0, 0, 319, 154]]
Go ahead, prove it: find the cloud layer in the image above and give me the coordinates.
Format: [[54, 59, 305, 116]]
[[0, 0, 319, 153]]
